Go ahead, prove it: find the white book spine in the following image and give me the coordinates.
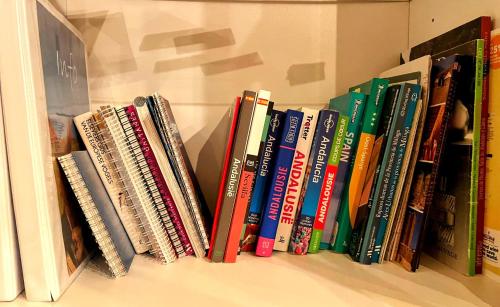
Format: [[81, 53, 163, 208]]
[[74, 112, 148, 254], [99, 106, 176, 264], [274, 108, 319, 251], [135, 101, 206, 258]]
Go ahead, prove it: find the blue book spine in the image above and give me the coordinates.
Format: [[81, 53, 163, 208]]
[[289, 110, 339, 255], [255, 110, 304, 257], [371, 85, 420, 262], [360, 84, 420, 264], [240, 110, 285, 252]]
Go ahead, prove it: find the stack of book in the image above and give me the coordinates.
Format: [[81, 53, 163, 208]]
[[209, 16, 494, 277]]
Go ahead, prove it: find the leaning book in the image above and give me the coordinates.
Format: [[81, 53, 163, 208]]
[[0, 0, 92, 300]]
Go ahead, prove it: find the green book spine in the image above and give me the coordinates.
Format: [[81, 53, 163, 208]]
[[332, 78, 389, 253]]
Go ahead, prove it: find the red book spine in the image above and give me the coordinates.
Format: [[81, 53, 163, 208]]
[[126, 105, 193, 256], [312, 164, 338, 233], [224, 170, 256, 262], [208, 97, 242, 259], [476, 17, 492, 274]]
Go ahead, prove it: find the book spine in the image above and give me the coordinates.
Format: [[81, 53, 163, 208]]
[[209, 97, 241, 259], [469, 40, 484, 275], [240, 110, 284, 252], [211, 91, 257, 262], [308, 114, 347, 253], [370, 85, 420, 263], [290, 110, 339, 255], [153, 94, 210, 250], [333, 79, 389, 253], [324, 93, 366, 249], [74, 113, 148, 254], [274, 108, 319, 251], [477, 18, 491, 274], [256, 110, 304, 257], [224, 90, 271, 262], [125, 105, 192, 257]]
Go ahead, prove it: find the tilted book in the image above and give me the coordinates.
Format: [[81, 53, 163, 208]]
[[398, 55, 462, 272], [149, 93, 210, 250], [332, 78, 389, 253], [360, 83, 421, 264], [274, 108, 319, 252], [225, 90, 272, 262], [290, 110, 339, 255], [349, 85, 400, 262], [74, 112, 148, 254], [98, 106, 176, 264], [125, 104, 191, 257], [211, 91, 257, 262], [256, 109, 303, 257], [324, 93, 367, 249], [209, 97, 241, 258], [241, 110, 285, 252], [59, 151, 135, 277], [485, 29, 500, 279]]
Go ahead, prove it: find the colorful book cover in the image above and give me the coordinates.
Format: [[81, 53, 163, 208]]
[[405, 17, 491, 274], [225, 90, 272, 262], [240, 110, 285, 252], [425, 41, 484, 275], [211, 91, 256, 262], [274, 108, 319, 251], [360, 83, 421, 264], [332, 78, 389, 253], [485, 28, 500, 278], [256, 110, 303, 257], [308, 113, 348, 253], [348, 85, 400, 262], [208, 97, 241, 259], [289, 110, 339, 255], [323, 92, 366, 250], [398, 56, 462, 272]]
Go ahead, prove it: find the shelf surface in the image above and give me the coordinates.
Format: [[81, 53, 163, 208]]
[[9, 252, 500, 306]]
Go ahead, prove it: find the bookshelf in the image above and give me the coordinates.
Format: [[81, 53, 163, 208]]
[[4, 0, 500, 304]]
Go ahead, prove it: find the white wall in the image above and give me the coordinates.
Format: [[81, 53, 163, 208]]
[[409, 0, 500, 47]]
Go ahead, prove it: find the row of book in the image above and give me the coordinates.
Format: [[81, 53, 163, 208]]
[[209, 16, 500, 277]]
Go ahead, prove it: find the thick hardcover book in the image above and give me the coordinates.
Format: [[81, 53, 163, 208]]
[[308, 112, 347, 253], [290, 110, 339, 255], [241, 110, 285, 252], [209, 98, 242, 259], [74, 112, 148, 254], [348, 85, 400, 262], [59, 152, 135, 277], [485, 29, 500, 278], [378, 56, 432, 262], [405, 17, 491, 274], [425, 41, 484, 275], [149, 93, 210, 250], [324, 93, 367, 249], [125, 105, 191, 257], [225, 90, 272, 262], [360, 84, 421, 264], [256, 110, 304, 257], [332, 78, 389, 253], [398, 56, 462, 272], [99, 106, 176, 264], [274, 108, 319, 251], [211, 91, 257, 262]]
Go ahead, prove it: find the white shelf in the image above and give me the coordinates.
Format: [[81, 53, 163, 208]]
[[10, 252, 500, 306]]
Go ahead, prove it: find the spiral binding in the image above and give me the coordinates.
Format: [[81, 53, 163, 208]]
[[98, 106, 176, 264], [124, 106, 186, 257], [58, 154, 127, 277], [89, 114, 148, 252], [154, 94, 209, 251]]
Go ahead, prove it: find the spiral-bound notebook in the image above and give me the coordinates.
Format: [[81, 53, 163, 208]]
[[98, 106, 177, 264], [58, 151, 135, 277]]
